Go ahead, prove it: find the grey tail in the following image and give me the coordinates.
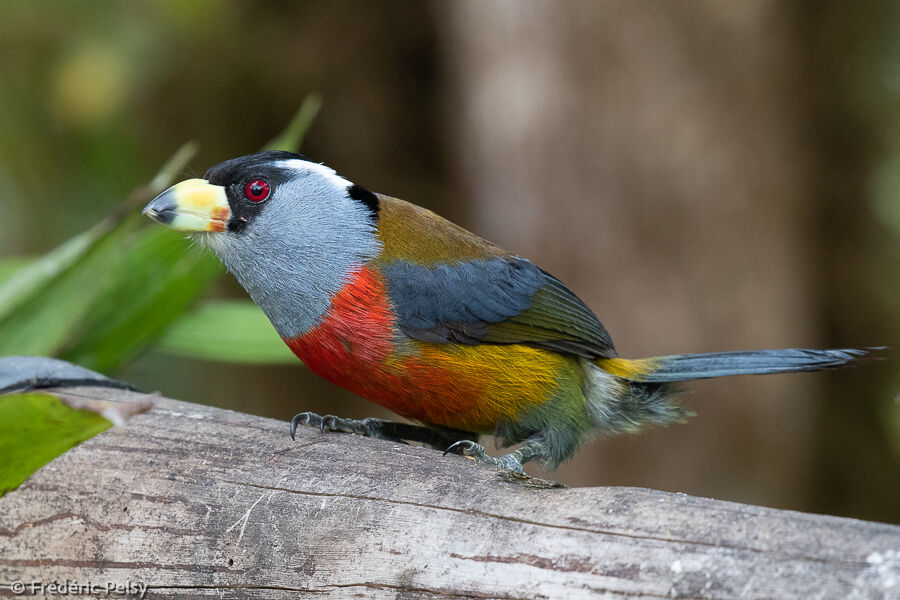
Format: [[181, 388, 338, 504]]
[[630, 347, 880, 383]]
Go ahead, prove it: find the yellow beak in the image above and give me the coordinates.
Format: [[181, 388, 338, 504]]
[[142, 178, 231, 232]]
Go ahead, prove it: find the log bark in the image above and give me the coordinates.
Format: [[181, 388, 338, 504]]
[[1, 386, 898, 600]]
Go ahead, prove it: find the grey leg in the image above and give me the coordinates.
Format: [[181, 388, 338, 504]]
[[444, 435, 548, 474], [290, 411, 475, 449]]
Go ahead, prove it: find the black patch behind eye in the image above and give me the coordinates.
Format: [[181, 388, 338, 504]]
[[347, 184, 379, 221]]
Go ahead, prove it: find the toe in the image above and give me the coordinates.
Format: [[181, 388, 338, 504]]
[[290, 412, 322, 440], [497, 454, 525, 474]]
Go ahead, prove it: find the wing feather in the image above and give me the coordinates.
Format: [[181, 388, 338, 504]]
[[381, 257, 616, 359]]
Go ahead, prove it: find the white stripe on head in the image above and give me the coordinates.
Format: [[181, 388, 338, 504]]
[[277, 159, 352, 191]]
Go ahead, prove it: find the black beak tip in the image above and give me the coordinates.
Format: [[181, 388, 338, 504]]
[[143, 195, 176, 225]]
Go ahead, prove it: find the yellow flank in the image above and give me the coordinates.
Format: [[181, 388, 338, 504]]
[[597, 357, 660, 381], [405, 341, 579, 433], [376, 196, 509, 265]]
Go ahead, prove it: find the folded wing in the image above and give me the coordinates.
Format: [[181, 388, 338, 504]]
[[381, 257, 617, 359]]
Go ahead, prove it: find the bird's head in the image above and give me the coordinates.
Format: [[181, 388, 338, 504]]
[[143, 151, 382, 337], [143, 150, 380, 246]]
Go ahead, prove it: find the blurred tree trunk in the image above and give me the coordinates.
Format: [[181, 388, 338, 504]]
[[436, 0, 824, 509], [800, 0, 900, 522]]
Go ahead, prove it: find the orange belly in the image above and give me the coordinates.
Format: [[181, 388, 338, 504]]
[[283, 267, 580, 432]]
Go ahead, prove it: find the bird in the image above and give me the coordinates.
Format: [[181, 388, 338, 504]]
[[143, 150, 876, 473]]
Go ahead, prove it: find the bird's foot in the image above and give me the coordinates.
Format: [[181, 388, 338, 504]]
[[290, 412, 475, 449], [443, 440, 525, 474], [290, 412, 398, 441]]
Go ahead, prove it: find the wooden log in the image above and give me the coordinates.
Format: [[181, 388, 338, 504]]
[[1, 386, 898, 599]]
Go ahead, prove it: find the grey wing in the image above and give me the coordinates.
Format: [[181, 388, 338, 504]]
[[381, 257, 617, 358]]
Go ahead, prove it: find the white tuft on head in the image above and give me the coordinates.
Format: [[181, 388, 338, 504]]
[[277, 159, 352, 190]]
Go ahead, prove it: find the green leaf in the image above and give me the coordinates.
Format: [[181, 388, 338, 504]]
[[0, 95, 319, 374], [59, 225, 222, 372], [155, 300, 297, 364], [0, 220, 116, 322], [0, 218, 222, 371], [0, 142, 198, 320], [0, 143, 199, 370], [0, 218, 131, 357], [262, 93, 322, 152], [0, 257, 32, 286], [0, 392, 112, 496]]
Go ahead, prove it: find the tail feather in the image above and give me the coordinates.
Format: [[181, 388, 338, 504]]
[[612, 347, 879, 383]]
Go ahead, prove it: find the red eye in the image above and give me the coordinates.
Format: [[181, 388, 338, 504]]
[[245, 179, 269, 202]]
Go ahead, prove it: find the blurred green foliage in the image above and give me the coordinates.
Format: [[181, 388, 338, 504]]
[[0, 98, 315, 495], [0, 97, 318, 374], [156, 300, 296, 365], [0, 144, 219, 371]]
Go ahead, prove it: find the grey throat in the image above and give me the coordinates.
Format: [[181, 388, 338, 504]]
[[200, 162, 381, 339]]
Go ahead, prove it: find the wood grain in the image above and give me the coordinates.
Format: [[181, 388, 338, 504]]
[[1, 386, 898, 599]]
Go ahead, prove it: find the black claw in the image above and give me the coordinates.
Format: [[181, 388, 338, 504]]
[[443, 440, 471, 456], [290, 412, 322, 440]]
